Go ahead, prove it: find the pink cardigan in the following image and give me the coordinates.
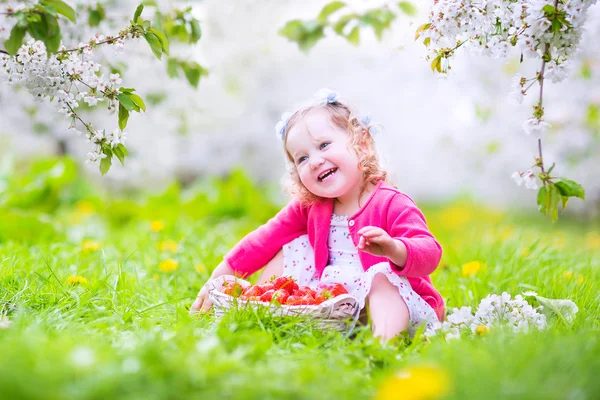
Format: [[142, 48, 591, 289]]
[[224, 180, 445, 319]]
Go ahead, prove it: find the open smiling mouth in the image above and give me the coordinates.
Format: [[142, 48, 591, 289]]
[[318, 168, 338, 182]]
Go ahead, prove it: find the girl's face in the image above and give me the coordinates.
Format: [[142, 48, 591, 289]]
[[286, 108, 362, 202]]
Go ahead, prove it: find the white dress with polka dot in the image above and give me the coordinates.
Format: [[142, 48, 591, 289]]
[[282, 214, 439, 336]]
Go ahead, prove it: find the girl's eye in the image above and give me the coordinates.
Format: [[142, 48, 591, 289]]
[[297, 156, 307, 164], [320, 142, 330, 150]]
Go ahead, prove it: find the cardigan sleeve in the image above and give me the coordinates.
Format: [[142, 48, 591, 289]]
[[387, 193, 442, 277], [223, 198, 309, 278]]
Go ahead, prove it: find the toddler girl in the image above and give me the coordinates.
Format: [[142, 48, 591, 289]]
[[191, 89, 444, 340]]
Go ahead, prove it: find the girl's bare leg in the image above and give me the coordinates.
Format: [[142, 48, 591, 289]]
[[256, 249, 284, 284], [367, 273, 410, 341]]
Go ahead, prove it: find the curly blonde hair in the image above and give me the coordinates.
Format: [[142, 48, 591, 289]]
[[281, 101, 389, 205]]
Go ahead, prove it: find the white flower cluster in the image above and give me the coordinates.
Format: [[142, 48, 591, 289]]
[[511, 169, 539, 189], [0, 39, 127, 165], [422, 0, 596, 136], [424, 0, 598, 67], [426, 292, 548, 340]]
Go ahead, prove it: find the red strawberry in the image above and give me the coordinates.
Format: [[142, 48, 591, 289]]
[[286, 295, 302, 305], [223, 282, 244, 297], [314, 294, 328, 304], [259, 289, 275, 302], [272, 289, 289, 304], [293, 285, 311, 297], [242, 285, 264, 297], [258, 283, 274, 292], [272, 276, 296, 294], [329, 283, 348, 297], [301, 293, 317, 305]]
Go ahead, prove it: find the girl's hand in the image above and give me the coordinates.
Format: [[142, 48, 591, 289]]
[[357, 226, 407, 267], [190, 284, 213, 314], [190, 260, 235, 315], [357, 226, 395, 256]]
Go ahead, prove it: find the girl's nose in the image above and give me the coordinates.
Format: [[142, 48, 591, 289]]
[[310, 156, 325, 169]]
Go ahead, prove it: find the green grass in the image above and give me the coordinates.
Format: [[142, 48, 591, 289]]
[[0, 158, 599, 399]]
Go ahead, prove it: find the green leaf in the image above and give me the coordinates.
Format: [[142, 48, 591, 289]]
[[118, 103, 130, 130], [127, 93, 147, 112], [99, 148, 112, 176], [133, 4, 144, 23], [5, 25, 27, 55], [43, 0, 76, 23], [88, 4, 106, 27], [333, 14, 357, 35], [148, 27, 169, 55], [44, 31, 62, 53], [534, 295, 578, 325], [317, 1, 346, 22], [415, 22, 431, 40], [423, 37, 431, 47], [119, 87, 136, 94], [555, 178, 585, 200], [346, 26, 359, 45], [113, 145, 126, 166], [116, 143, 129, 156], [542, 4, 556, 15], [190, 19, 202, 43], [278, 20, 325, 52], [181, 62, 208, 88], [28, 18, 49, 41], [398, 1, 418, 17], [560, 195, 569, 211], [546, 183, 561, 222], [430, 55, 442, 73], [117, 93, 137, 112], [360, 10, 396, 41], [166, 58, 180, 78], [536, 186, 547, 214], [144, 32, 163, 59]]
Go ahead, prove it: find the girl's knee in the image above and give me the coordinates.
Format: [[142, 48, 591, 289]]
[[368, 273, 398, 297]]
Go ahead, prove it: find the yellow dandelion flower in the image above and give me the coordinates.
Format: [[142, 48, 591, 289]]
[[67, 275, 89, 286], [461, 261, 484, 278], [563, 271, 573, 280], [159, 259, 178, 272], [150, 220, 165, 232], [158, 240, 179, 253], [75, 201, 96, 215], [521, 248, 530, 257], [475, 325, 491, 336], [585, 232, 600, 249], [81, 240, 101, 253], [195, 264, 205, 273], [439, 205, 471, 230], [375, 365, 450, 400]]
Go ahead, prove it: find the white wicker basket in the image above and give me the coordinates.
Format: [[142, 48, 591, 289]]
[[206, 275, 361, 333]]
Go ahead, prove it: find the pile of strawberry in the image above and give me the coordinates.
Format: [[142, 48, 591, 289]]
[[222, 276, 348, 306]]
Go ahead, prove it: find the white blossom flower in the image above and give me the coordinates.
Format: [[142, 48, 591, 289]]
[[522, 118, 551, 137], [545, 61, 571, 83], [109, 73, 122, 85], [522, 170, 538, 190], [512, 171, 524, 186]]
